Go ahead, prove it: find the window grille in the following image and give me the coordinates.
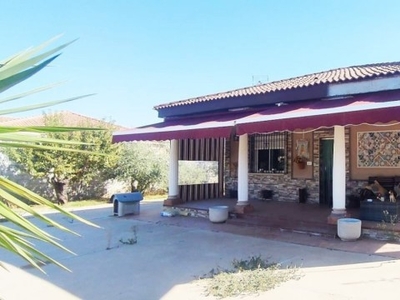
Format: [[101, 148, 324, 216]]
[[250, 133, 287, 173]]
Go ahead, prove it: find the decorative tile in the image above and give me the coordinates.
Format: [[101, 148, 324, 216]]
[[357, 131, 400, 168]]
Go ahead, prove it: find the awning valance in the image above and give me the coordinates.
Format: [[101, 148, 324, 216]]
[[113, 91, 400, 143], [236, 94, 400, 135], [112, 111, 250, 142]]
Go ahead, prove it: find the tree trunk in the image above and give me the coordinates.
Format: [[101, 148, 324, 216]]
[[130, 179, 138, 192], [52, 179, 69, 205]]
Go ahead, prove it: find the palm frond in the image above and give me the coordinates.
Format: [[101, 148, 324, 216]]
[[0, 227, 72, 272], [0, 36, 102, 273], [0, 177, 100, 228], [0, 82, 64, 105], [0, 126, 104, 134], [0, 176, 101, 273], [0, 142, 104, 154], [0, 93, 95, 115], [0, 55, 60, 94], [0, 38, 76, 81], [0, 34, 63, 67]]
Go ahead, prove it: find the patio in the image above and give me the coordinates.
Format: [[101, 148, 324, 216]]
[[3, 202, 400, 299], [173, 198, 400, 240]]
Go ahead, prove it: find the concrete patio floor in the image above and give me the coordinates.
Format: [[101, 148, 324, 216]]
[[173, 198, 400, 240], [1, 200, 400, 299]]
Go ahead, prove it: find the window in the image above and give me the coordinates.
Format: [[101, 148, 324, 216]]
[[250, 133, 287, 173]]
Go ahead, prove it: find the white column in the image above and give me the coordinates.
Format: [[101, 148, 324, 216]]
[[168, 139, 179, 198], [237, 134, 249, 204], [331, 125, 347, 217]]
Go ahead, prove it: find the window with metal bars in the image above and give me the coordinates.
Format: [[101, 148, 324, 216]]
[[250, 133, 288, 173]]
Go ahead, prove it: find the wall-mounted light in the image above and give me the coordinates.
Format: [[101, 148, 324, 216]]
[[321, 95, 353, 101], [228, 107, 250, 112]]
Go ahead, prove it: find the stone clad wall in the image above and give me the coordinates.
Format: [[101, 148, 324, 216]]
[[248, 173, 314, 202], [225, 128, 365, 204]]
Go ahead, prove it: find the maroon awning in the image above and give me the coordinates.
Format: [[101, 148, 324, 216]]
[[114, 91, 400, 143], [236, 94, 400, 134], [112, 111, 250, 142]]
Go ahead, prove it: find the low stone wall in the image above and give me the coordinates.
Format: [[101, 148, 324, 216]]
[[247, 173, 319, 203], [162, 207, 209, 218]]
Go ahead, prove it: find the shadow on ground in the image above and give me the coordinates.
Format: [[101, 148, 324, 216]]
[[1, 200, 400, 299]]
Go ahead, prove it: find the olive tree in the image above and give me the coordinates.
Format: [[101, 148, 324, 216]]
[[112, 141, 168, 194], [4, 113, 120, 204]]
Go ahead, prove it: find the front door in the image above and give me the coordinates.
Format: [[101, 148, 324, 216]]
[[320, 139, 333, 206]]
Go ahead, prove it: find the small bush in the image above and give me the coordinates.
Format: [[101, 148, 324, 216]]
[[231, 255, 276, 271], [200, 255, 299, 299]]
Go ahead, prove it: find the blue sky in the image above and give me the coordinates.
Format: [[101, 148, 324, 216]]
[[1, 0, 400, 128]]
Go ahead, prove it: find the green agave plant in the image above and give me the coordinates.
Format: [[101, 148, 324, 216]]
[[0, 36, 100, 273]]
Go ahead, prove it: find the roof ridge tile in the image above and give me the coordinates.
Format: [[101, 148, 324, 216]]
[[155, 61, 400, 110]]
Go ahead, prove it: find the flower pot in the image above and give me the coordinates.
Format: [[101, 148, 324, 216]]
[[337, 218, 362, 241], [209, 206, 229, 223], [296, 161, 306, 169]]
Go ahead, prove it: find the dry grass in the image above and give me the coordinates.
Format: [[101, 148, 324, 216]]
[[200, 255, 300, 299]]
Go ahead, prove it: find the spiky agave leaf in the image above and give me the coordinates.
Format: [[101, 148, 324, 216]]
[[0, 94, 95, 116], [0, 225, 73, 273], [0, 36, 102, 273], [0, 177, 100, 227], [0, 125, 103, 134], [0, 35, 76, 93], [0, 55, 59, 94], [0, 82, 64, 105], [0, 126, 107, 154]]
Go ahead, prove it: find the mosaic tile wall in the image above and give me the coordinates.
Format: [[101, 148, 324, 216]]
[[357, 130, 400, 168]]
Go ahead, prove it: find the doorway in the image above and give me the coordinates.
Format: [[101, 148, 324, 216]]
[[320, 139, 333, 206]]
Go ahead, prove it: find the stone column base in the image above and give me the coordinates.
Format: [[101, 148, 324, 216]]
[[163, 196, 183, 206], [235, 203, 254, 214], [327, 208, 350, 225]]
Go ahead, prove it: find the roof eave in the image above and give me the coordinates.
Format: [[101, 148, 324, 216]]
[[157, 75, 400, 119], [157, 83, 330, 118]]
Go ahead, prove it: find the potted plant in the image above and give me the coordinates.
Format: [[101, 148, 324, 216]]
[[294, 155, 307, 169]]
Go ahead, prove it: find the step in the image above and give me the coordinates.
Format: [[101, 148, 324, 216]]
[[227, 214, 337, 237]]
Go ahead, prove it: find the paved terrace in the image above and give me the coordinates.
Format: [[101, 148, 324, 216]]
[[172, 198, 400, 241], [0, 200, 399, 299]]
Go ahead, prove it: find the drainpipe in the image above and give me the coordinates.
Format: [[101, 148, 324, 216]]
[[235, 134, 254, 214], [328, 125, 348, 224], [164, 139, 182, 206]]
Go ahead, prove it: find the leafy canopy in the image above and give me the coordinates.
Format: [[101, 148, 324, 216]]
[[4, 112, 120, 203], [112, 142, 168, 194]]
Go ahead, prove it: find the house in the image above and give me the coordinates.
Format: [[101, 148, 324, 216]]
[[0, 110, 119, 128], [113, 62, 400, 224]]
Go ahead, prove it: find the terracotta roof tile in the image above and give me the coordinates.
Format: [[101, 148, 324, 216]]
[[0, 111, 127, 130], [0, 116, 17, 122], [155, 61, 400, 110]]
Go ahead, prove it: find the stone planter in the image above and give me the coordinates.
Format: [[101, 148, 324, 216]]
[[337, 218, 362, 241], [209, 206, 229, 223], [359, 201, 400, 222]]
